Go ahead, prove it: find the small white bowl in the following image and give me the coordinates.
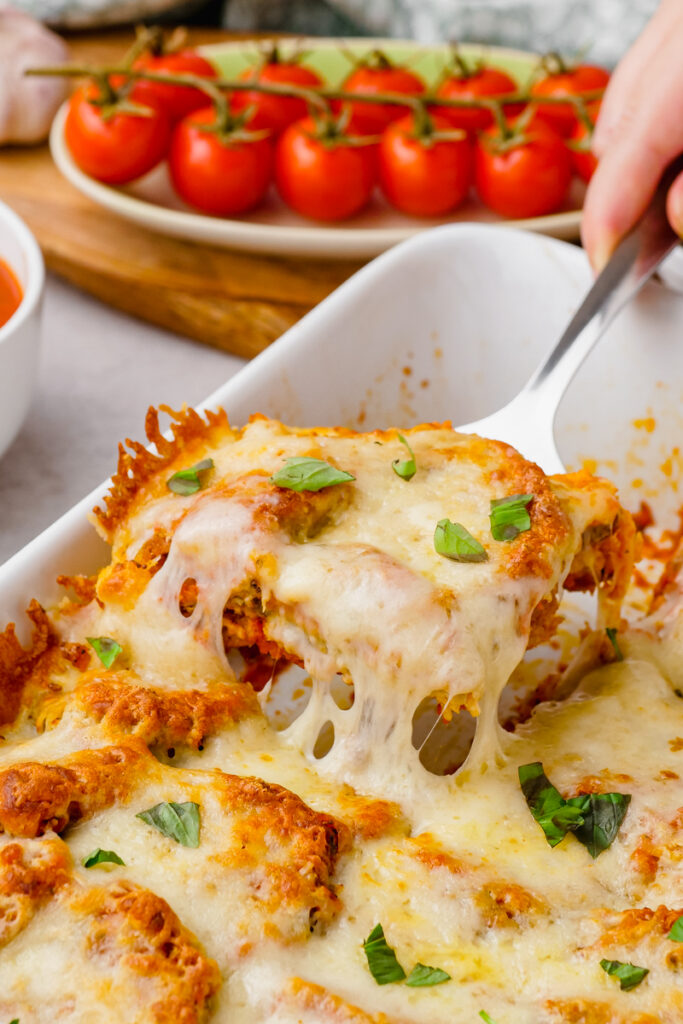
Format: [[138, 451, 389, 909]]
[[0, 200, 44, 459]]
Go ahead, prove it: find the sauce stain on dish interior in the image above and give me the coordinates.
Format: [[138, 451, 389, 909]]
[[0, 258, 21, 329]]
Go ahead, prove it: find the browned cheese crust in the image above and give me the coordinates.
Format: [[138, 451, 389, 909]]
[[0, 600, 56, 726], [0, 741, 151, 837], [214, 772, 351, 942], [282, 977, 406, 1023], [68, 674, 261, 748], [93, 405, 232, 540], [0, 836, 71, 946], [545, 999, 661, 1024], [73, 880, 221, 1024]]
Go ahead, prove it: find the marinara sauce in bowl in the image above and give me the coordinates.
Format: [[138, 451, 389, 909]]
[[0, 200, 44, 460], [0, 258, 23, 329]]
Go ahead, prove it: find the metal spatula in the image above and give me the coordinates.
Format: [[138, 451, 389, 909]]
[[457, 158, 683, 474]]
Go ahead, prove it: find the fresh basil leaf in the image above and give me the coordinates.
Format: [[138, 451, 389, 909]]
[[392, 434, 416, 481], [166, 458, 214, 496], [270, 457, 355, 492], [136, 801, 200, 848], [434, 519, 488, 563], [479, 1013, 498, 1024], [9, 1019, 19, 1024], [669, 915, 683, 941], [490, 493, 534, 541], [363, 923, 406, 985], [519, 764, 631, 857], [518, 762, 585, 847], [599, 958, 649, 991], [82, 848, 125, 868], [86, 636, 122, 669], [568, 792, 631, 859], [605, 627, 624, 661], [405, 963, 451, 987]]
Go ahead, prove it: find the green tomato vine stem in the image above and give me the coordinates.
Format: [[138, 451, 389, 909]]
[[26, 64, 605, 140]]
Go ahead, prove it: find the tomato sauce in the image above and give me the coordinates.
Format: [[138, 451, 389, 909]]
[[0, 258, 22, 329]]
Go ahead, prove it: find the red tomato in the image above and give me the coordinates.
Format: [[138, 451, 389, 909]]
[[64, 84, 170, 184], [342, 60, 425, 134], [379, 114, 473, 216], [132, 50, 218, 122], [569, 100, 601, 182], [530, 64, 609, 137], [474, 120, 572, 218], [434, 67, 519, 132], [231, 62, 323, 135], [275, 117, 376, 221], [169, 107, 273, 216]]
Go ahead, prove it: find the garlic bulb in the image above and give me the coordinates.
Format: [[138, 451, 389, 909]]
[[0, 6, 69, 145]]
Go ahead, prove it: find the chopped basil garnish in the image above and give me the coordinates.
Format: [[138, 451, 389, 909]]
[[518, 763, 630, 856], [605, 627, 624, 661], [270, 457, 355, 492], [363, 923, 406, 985], [87, 636, 122, 669], [479, 1013, 498, 1024], [362, 924, 451, 989], [567, 792, 631, 859], [489, 493, 534, 541], [82, 848, 125, 868], [392, 434, 416, 481], [518, 762, 585, 847], [434, 519, 488, 563], [136, 801, 200, 848], [166, 458, 214, 496], [669, 915, 683, 941], [599, 958, 649, 991], [405, 963, 451, 987]]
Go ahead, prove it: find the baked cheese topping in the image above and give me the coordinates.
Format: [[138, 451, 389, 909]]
[[0, 405, 680, 1024]]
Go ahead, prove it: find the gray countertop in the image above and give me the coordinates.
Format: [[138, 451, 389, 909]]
[[0, 275, 245, 565]]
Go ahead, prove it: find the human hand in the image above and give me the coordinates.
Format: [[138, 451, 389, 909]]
[[581, 0, 683, 270]]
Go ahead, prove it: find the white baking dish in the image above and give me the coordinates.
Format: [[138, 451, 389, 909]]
[[1, 224, 682, 632]]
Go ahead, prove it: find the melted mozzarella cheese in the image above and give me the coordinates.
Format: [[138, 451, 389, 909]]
[[91, 421, 619, 803]]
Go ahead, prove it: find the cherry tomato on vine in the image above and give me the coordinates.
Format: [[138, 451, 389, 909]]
[[275, 116, 376, 221], [64, 83, 171, 184], [474, 118, 572, 218], [169, 106, 273, 215], [530, 61, 609, 137], [379, 112, 472, 217], [569, 100, 601, 182], [341, 53, 425, 134], [434, 64, 519, 133], [131, 49, 218, 123], [230, 58, 323, 135]]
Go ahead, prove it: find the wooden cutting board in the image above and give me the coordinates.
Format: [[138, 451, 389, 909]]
[[0, 29, 363, 359]]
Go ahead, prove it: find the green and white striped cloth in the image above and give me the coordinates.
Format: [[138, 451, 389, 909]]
[[14, 0, 658, 68], [223, 0, 659, 67]]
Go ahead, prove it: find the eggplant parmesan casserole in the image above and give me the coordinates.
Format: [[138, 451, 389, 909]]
[[0, 406, 681, 1024]]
